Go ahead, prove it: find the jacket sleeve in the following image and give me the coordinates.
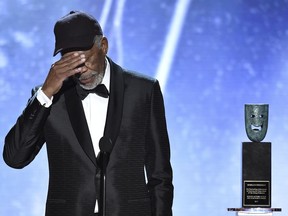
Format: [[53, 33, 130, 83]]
[[3, 90, 50, 169], [145, 80, 174, 216]]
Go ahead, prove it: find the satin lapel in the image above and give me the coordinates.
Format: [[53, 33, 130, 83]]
[[104, 58, 124, 149], [64, 85, 97, 166]]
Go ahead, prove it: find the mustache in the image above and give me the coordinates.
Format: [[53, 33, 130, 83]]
[[79, 71, 98, 81]]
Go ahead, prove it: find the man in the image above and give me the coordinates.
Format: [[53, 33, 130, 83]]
[[3, 11, 173, 216]]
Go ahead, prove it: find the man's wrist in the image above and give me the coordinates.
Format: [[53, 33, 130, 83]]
[[36, 87, 53, 108]]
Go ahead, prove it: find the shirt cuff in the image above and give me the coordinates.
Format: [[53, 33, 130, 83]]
[[36, 87, 53, 108]]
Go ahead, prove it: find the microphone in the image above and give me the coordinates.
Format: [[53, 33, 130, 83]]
[[98, 137, 113, 216]]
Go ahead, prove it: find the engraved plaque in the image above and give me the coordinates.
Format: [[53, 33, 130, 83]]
[[243, 180, 270, 207]]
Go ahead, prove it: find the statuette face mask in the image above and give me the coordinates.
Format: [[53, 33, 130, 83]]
[[245, 104, 268, 142]]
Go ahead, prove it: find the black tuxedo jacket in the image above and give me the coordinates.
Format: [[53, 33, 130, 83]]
[[3, 58, 173, 216]]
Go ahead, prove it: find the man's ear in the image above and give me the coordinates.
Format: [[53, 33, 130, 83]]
[[101, 37, 108, 54]]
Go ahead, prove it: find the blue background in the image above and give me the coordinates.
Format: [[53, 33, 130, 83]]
[[1, 0, 288, 215]]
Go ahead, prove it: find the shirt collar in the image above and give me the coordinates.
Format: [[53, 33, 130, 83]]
[[102, 57, 110, 93]]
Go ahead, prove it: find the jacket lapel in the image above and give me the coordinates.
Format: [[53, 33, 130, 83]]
[[64, 82, 97, 166], [104, 58, 124, 150], [63, 57, 124, 165]]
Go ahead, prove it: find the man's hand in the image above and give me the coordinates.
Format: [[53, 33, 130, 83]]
[[42, 52, 86, 99]]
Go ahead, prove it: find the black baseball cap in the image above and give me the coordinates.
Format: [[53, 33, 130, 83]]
[[53, 11, 103, 56]]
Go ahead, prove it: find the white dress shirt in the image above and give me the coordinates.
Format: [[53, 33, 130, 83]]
[[81, 59, 110, 156]]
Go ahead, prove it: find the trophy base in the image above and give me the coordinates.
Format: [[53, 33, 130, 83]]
[[242, 142, 271, 207], [228, 208, 282, 216]]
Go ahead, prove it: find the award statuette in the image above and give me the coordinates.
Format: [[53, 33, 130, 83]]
[[242, 104, 270, 207], [228, 104, 281, 215]]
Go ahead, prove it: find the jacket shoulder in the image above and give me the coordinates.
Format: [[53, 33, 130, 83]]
[[123, 69, 156, 84], [108, 57, 157, 85]]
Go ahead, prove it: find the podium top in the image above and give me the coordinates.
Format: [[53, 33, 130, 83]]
[[228, 208, 282, 212]]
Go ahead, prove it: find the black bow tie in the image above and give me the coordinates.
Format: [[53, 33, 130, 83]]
[[76, 84, 109, 100]]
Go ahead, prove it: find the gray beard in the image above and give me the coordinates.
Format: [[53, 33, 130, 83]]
[[79, 70, 104, 90]]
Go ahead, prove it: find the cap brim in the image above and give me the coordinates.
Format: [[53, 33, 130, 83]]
[[53, 34, 96, 56]]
